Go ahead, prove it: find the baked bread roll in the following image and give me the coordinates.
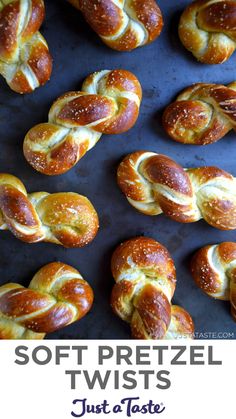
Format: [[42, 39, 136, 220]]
[[0, 262, 94, 339], [23, 69, 142, 175], [191, 242, 236, 321], [0, 0, 52, 93], [117, 151, 236, 230], [0, 173, 99, 247], [68, 0, 163, 51], [111, 237, 194, 339], [163, 82, 236, 145], [179, 0, 236, 64]]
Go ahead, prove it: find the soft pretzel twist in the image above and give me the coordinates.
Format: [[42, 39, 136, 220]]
[[0, 173, 99, 247], [191, 242, 236, 321], [68, 0, 163, 51], [163, 82, 236, 145], [0, 262, 94, 339], [179, 0, 236, 64], [0, 0, 52, 93], [23, 69, 142, 175], [117, 151, 236, 230], [111, 237, 194, 339]]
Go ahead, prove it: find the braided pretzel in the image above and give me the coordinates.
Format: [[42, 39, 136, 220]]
[[0, 0, 52, 94], [0, 173, 99, 247], [191, 242, 236, 321], [117, 151, 236, 230], [23, 69, 142, 175], [111, 237, 194, 339], [163, 82, 236, 145], [0, 262, 94, 339], [68, 0, 163, 51], [179, 0, 236, 64]]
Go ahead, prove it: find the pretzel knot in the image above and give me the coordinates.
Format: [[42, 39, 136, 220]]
[[111, 237, 194, 339], [163, 82, 236, 145], [117, 151, 236, 230], [191, 242, 236, 322], [0, 262, 94, 339], [23, 69, 142, 175], [68, 0, 163, 51], [0, 0, 52, 93], [0, 173, 99, 247], [179, 0, 236, 64]]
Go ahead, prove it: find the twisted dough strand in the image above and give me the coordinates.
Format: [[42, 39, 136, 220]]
[[117, 151, 236, 230], [23, 69, 142, 175], [0, 173, 99, 247], [191, 242, 236, 321], [0, 0, 52, 93], [179, 0, 236, 64], [0, 262, 94, 339], [111, 237, 194, 339], [68, 0, 163, 51], [163, 82, 236, 145]]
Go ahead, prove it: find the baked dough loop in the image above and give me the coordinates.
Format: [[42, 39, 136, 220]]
[[0, 173, 99, 247], [68, 0, 163, 51], [163, 82, 236, 145], [111, 237, 194, 339], [117, 151, 236, 230], [23, 69, 142, 175], [179, 0, 236, 64], [191, 242, 236, 321], [0, 0, 52, 93], [0, 262, 94, 339]]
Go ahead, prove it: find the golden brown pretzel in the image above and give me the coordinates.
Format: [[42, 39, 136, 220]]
[[179, 0, 236, 64], [191, 242, 236, 321], [0, 0, 52, 93], [117, 151, 236, 230], [162, 82, 236, 145], [111, 237, 194, 339], [0, 262, 94, 339], [68, 0, 163, 51], [0, 174, 99, 247], [23, 69, 142, 175]]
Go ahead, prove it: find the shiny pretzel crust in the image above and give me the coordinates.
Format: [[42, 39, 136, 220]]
[[0, 262, 94, 339], [111, 237, 194, 340]]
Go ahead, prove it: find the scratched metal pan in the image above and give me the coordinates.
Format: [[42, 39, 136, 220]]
[[0, 0, 235, 339]]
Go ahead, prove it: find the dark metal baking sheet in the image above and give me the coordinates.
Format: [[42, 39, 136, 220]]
[[0, 0, 235, 339]]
